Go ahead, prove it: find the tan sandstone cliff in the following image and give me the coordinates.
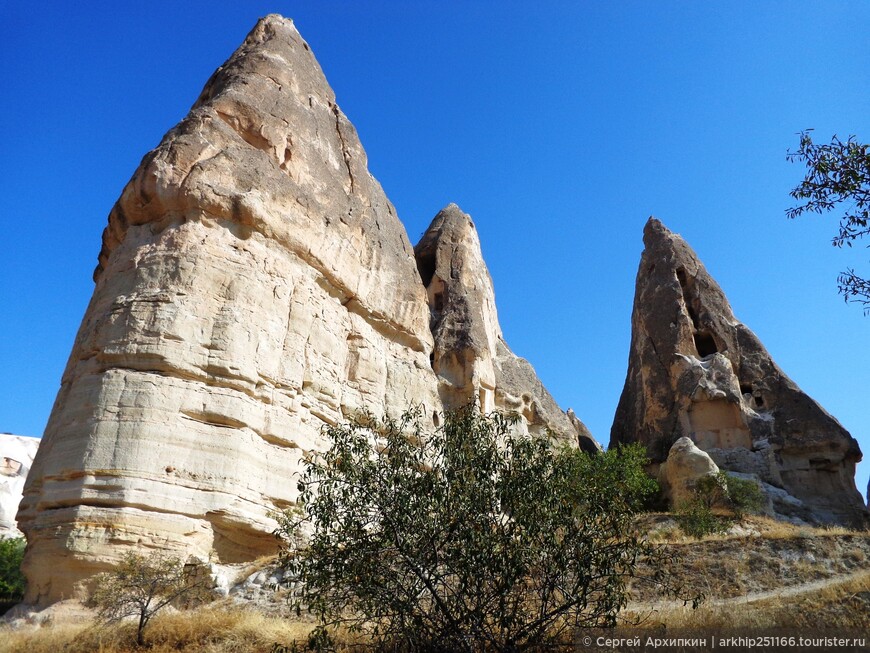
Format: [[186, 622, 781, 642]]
[[18, 15, 592, 605], [611, 218, 868, 527]]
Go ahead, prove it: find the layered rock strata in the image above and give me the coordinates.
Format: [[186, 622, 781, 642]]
[[19, 15, 591, 605], [611, 218, 868, 527], [414, 205, 599, 452], [0, 434, 40, 539]]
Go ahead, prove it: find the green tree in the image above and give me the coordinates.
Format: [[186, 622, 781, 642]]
[[87, 552, 214, 646], [275, 406, 694, 652], [787, 130, 870, 310], [0, 537, 26, 600]]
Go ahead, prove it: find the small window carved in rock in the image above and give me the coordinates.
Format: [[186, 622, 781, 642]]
[[433, 292, 444, 312], [693, 331, 718, 357], [433, 412, 440, 427]]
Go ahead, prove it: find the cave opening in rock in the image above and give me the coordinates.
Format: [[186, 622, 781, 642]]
[[433, 291, 444, 312], [416, 249, 436, 287], [693, 331, 718, 357], [686, 303, 701, 328]]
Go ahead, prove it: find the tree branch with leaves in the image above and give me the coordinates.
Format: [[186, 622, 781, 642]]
[[787, 130, 870, 311]]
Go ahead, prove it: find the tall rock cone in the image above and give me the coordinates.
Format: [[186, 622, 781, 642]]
[[415, 205, 599, 452], [19, 16, 595, 606], [18, 15, 442, 604], [611, 218, 868, 527]]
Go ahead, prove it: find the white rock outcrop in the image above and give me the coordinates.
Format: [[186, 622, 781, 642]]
[[1, 434, 39, 539]]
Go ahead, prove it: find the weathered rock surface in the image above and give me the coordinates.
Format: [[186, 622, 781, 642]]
[[658, 436, 720, 508], [611, 218, 868, 527], [0, 435, 40, 539], [19, 15, 590, 605], [414, 205, 599, 451]]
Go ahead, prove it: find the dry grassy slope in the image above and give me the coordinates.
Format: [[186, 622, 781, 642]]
[[620, 513, 870, 640], [631, 514, 870, 602]]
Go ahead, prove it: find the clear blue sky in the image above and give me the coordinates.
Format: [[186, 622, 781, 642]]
[[1, 2, 868, 501]]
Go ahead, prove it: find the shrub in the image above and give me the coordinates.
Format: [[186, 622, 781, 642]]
[[275, 405, 694, 652], [87, 551, 215, 646], [724, 473, 764, 518], [676, 472, 764, 537], [675, 499, 730, 539], [0, 537, 26, 601]]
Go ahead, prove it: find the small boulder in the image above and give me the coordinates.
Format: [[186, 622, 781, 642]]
[[659, 436, 720, 508]]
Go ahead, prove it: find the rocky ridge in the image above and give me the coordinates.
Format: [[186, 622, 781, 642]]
[[611, 218, 868, 527], [17, 15, 594, 605]]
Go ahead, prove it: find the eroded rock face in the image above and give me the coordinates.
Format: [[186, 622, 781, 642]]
[[414, 205, 598, 451], [611, 218, 868, 527], [18, 15, 444, 604], [0, 434, 39, 539], [19, 15, 589, 605]]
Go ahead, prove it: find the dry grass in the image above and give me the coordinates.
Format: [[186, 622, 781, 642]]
[[4, 572, 869, 653], [0, 605, 315, 653], [640, 513, 867, 544], [629, 513, 870, 604], [623, 569, 870, 633]]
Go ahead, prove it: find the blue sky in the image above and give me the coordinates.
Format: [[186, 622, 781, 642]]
[[1, 1, 868, 501]]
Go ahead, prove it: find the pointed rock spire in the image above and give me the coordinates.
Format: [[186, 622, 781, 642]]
[[19, 15, 442, 604], [611, 218, 867, 526], [416, 204, 599, 452]]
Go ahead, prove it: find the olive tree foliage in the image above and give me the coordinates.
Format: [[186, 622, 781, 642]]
[[87, 552, 214, 646], [787, 130, 870, 310], [275, 406, 694, 652]]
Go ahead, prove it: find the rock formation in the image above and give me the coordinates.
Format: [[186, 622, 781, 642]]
[[0, 435, 40, 539], [414, 205, 599, 452], [657, 436, 720, 509], [19, 14, 591, 605], [611, 218, 868, 527]]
